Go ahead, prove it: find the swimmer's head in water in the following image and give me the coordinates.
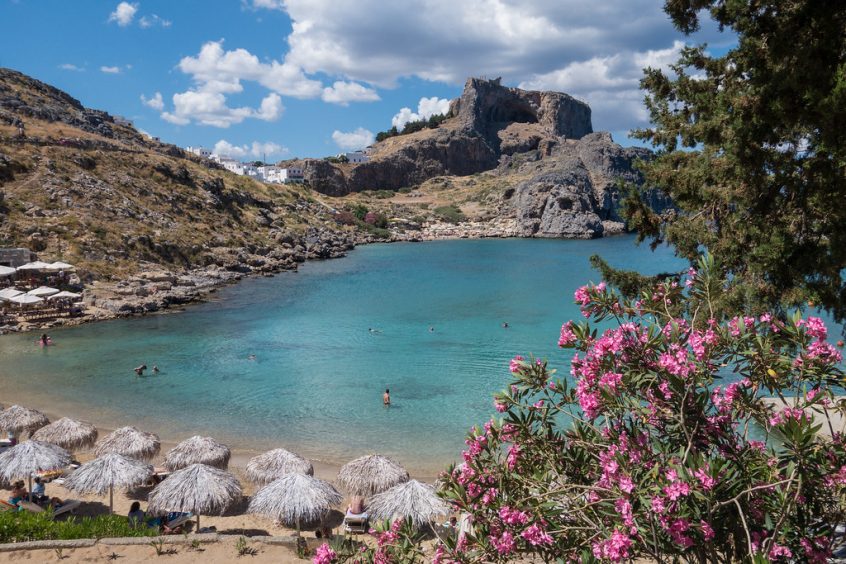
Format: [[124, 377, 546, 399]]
[[385, 389, 389, 394]]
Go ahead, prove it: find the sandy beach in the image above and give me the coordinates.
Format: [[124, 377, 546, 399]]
[[0, 397, 446, 562]]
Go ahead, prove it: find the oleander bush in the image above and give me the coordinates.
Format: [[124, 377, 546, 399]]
[[317, 254, 846, 563], [0, 510, 158, 543]]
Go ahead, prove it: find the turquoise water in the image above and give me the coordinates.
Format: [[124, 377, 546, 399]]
[[0, 237, 685, 473]]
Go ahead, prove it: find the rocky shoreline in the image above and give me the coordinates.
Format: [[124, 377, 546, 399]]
[[1, 219, 522, 334]]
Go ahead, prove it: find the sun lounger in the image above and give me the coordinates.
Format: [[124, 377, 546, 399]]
[[343, 512, 369, 534], [165, 512, 192, 528], [20, 499, 81, 518], [0, 500, 16, 512]]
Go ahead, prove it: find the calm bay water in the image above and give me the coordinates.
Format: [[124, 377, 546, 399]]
[[0, 237, 685, 473]]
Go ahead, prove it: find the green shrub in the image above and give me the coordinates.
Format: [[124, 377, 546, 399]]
[[433, 204, 466, 224], [0, 510, 158, 543]]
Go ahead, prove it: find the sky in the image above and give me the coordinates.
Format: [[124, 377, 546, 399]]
[[0, 0, 732, 160]]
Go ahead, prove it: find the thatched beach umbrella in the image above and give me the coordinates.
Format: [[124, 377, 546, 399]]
[[32, 417, 98, 451], [367, 479, 451, 529], [246, 448, 313, 485], [63, 453, 153, 513], [94, 426, 160, 461], [0, 405, 50, 437], [0, 440, 71, 502], [164, 436, 231, 471], [147, 463, 242, 531], [248, 473, 342, 535], [337, 454, 409, 497]]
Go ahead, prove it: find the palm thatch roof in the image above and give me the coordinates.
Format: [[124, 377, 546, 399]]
[[248, 473, 342, 528], [0, 405, 49, 435], [64, 453, 153, 495], [0, 440, 71, 482], [164, 436, 231, 471], [94, 426, 160, 461], [245, 448, 313, 485], [147, 463, 242, 517], [367, 479, 451, 529], [32, 417, 97, 451], [337, 454, 409, 497]]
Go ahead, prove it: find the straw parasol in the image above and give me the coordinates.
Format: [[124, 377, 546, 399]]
[[337, 454, 409, 497], [164, 436, 231, 471], [0, 405, 50, 436], [147, 463, 242, 531], [367, 479, 451, 529], [248, 473, 342, 534], [63, 453, 153, 513], [32, 417, 98, 451], [94, 426, 160, 461], [0, 440, 71, 501], [246, 448, 313, 485]]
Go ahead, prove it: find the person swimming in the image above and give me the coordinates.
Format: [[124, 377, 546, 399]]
[[152, 365, 159, 374], [134, 364, 147, 376], [40, 333, 49, 346], [502, 322, 509, 328]]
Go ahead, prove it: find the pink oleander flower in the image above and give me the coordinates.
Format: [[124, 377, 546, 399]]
[[618, 475, 635, 494], [494, 400, 507, 412], [506, 444, 521, 470], [509, 355, 525, 374], [498, 506, 530, 526], [806, 341, 842, 364], [700, 520, 715, 541], [615, 498, 634, 527], [664, 480, 690, 501], [481, 488, 497, 505], [592, 529, 633, 562], [493, 530, 516, 555], [313, 543, 336, 564], [574, 285, 591, 306], [521, 523, 553, 546], [558, 321, 577, 346], [599, 371, 623, 391], [769, 543, 793, 560], [798, 316, 828, 341], [694, 467, 716, 491], [651, 496, 665, 513]]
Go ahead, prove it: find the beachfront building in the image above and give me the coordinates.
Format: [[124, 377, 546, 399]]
[[186, 146, 213, 158], [345, 151, 370, 164]]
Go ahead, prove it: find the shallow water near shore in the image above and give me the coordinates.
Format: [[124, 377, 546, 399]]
[[0, 237, 685, 474]]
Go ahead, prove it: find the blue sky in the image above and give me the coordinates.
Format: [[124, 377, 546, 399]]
[[0, 0, 731, 160]]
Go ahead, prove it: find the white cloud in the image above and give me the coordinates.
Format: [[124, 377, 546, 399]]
[[59, 63, 83, 72], [108, 2, 137, 26], [321, 81, 380, 105], [274, 0, 727, 134], [140, 92, 164, 111], [100, 66, 122, 74], [161, 91, 284, 128], [249, 0, 285, 9], [391, 96, 451, 130], [332, 128, 375, 151], [139, 14, 171, 28], [213, 139, 289, 159]]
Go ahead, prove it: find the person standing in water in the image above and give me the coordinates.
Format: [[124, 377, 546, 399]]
[[40, 334, 49, 346], [383, 389, 391, 406]]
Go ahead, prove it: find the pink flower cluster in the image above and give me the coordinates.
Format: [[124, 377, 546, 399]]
[[312, 543, 336, 564], [592, 529, 633, 562], [559, 321, 577, 346]]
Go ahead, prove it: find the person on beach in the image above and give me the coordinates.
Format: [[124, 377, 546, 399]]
[[128, 501, 146, 527], [31, 477, 48, 505], [383, 389, 391, 406], [8, 482, 26, 506], [134, 364, 147, 376], [346, 495, 366, 516]]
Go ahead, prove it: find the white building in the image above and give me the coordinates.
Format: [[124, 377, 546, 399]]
[[261, 166, 304, 184], [186, 146, 213, 158], [345, 151, 370, 164]]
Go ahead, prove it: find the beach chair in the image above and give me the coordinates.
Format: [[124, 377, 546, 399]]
[[20, 499, 81, 518], [0, 500, 16, 512], [165, 512, 193, 529], [343, 512, 369, 534]]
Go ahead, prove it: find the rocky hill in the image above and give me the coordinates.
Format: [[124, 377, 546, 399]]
[[0, 67, 361, 291], [292, 77, 668, 238]]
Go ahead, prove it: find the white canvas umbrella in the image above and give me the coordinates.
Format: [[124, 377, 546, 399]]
[[0, 266, 15, 277], [45, 261, 75, 272], [16, 261, 51, 272], [0, 288, 23, 301], [9, 294, 43, 305], [48, 291, 81, 301], [27, 287, 60, 298]]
